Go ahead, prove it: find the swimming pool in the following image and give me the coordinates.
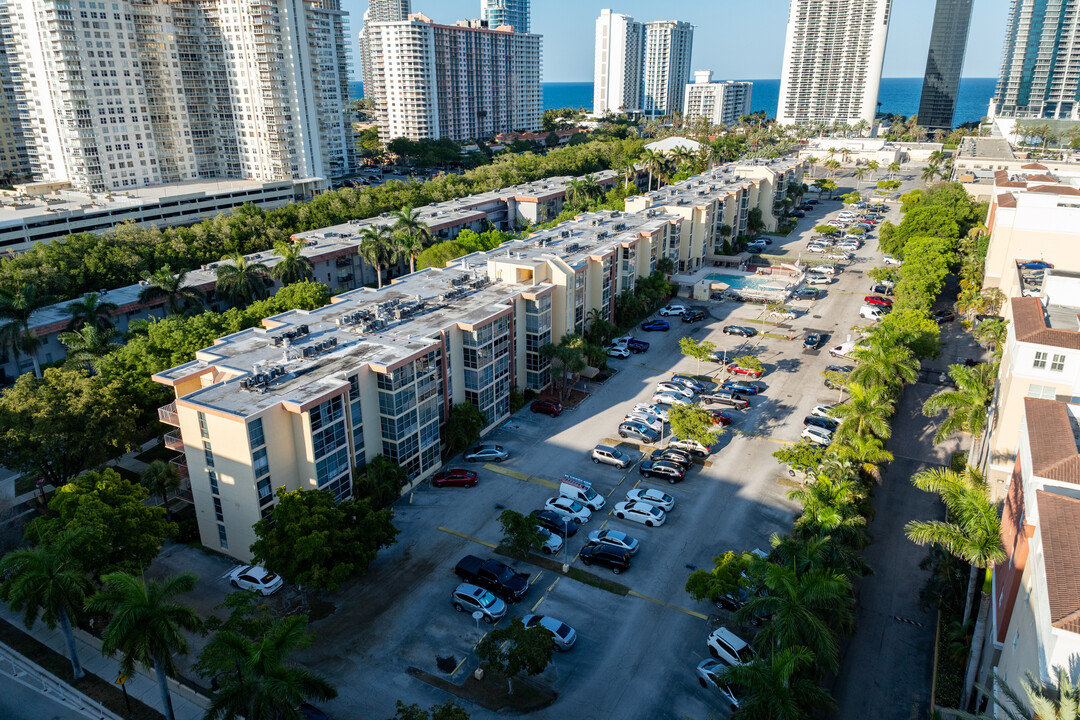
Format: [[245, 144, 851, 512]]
[[704, 273, 780, 290]]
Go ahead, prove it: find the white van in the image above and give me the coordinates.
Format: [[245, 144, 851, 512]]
[[560, 475, 605, 510], [859, 305, 885, 320]]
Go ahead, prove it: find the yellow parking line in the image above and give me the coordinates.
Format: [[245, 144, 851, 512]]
[[628, 590, 710, 620], [669, 605, 710, 620], [734, 430, 794, 446], [530, 595, 545, 613], [451, 656, 468, 677], [529, 570, 544, 587], [483, 464, 559, 489], [436, 526, 497, 549], [628, 590, 666, 606], [547, 576, 561, 593]]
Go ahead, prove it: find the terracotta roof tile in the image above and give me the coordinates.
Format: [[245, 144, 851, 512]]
[[1024, 173, 1058, 182], [1025, 398, 1080, 483], [1028, 184, 1080, 196], [995, 169, 1010, 183], [999, 181, 1029, 188], [997, 193, 1017, 208], [1036, 490, 1080, 633], [1022, 162, 1049, 170], [1012, 297, 1080, 351]]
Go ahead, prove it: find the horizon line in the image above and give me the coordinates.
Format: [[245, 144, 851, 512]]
[[349, 76, 998, 84]]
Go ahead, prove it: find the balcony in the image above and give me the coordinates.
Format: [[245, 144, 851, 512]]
[[163, 429, 184, 451], [170, 453, 189, 479], [158, 402, 179, 426]]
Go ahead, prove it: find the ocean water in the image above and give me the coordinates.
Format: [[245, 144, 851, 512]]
[[349, 77, 998, 128]]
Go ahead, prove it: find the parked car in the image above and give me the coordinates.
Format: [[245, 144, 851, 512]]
[[806, 274, 832, 285], [537, 528, 564, 555], [670, 375, 707, 392], [638, 460, 686, 484], [811, 403, 837, 418], [587, 528, 640, 555], [869, 283, 894, 296], [652, 391, 690, 406], [934, 309, 956, 323], [708, 409, 734, 426], [707, 626, 756, 666], [626, 487, 675, 511], [803, 333, 822, 350], [618, 421, 660, 443], [454, 555, 531, 602], [859, 305, 885, 320], [669, 437, 711, 456], [682, 309, 707, 323], [608, 345, 631, 359], [531, 509, 578, 538], [659, 304, 689, 316], [722, 325, 756, 337], [863, 295, 892, 307], [883, 254, 903, 265], [624, 412, 663, 433], [726, 363, 763, 378], [633, 403, 668, 420], [696, 659, 742, 709], [464, 443, 508, 462], [228, 565, 284, 596], [626, 338, 650, 353], [650, 447, 693, 468], [793, 287, 820, 300], [530, 399, 563, 416], [801, 425, 834, 446], [522, 614, 577, 651], [579, 542, 632, 574], [640, 319, 670, 332], [613, 501, 666, 527], [431, 468, 479, 488], [721, 379, 763, 395], [544, 497, 592, 524], [803, 415, 839, 431], [700, 391, 750, 411], [450, 583, 507, 623], [592, 444, 633, 468], [656, 381, 695, 398], [816, 265, 839, 275]]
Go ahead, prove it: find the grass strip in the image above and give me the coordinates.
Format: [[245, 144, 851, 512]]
[[493, 546, 630, 596], [406, 665, 556, 712]]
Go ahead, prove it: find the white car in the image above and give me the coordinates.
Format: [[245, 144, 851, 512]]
[[883, 255, 903, 266], [811, 403, 837, 419], [611, 334, 633, 346], [655, 382, 695, 398], [227, 565, 284, 596], [837, 243, 860, 252], [608, 345, 631, 359], [587, 529, 640, 555], [707, 626, 757, 667], [625, 487, 675, 512], [613, 501, 667, 527], [807, 244, 830, 253], [633, 403, 668, 420], [544, 497, 592, 524], [522, 614, 577, 651], [696, 659, 742, 708], [652, 391, 690, 406], [816, 265, 838, 275], [659, 304, 688, 317], [624, 412, 663, 433], [806, 274, 832, 285], [669, 437, 710, 456], [538, 527, 564, 555], [801, 425, 834, 446]]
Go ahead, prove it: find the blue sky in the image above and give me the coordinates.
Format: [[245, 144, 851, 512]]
[[344, 0, 1011, 82]]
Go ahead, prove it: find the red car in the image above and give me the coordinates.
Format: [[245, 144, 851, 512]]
[[863, 295, 893, 307], [726, 363, 764, 379], [431, 468, 479, 488], [708, 410, 733, 426], [530, 400, 563, 416]]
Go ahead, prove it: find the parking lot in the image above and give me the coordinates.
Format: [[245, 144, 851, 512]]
[[150, 177, 935, 719]]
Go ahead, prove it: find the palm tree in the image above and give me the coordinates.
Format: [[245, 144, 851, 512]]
[[565, 177, 586, 207], [737, 564, 852, 673], [719, 645, 837, 720], [392, 206, 432, 274], [888, 160, 901, 178], [87, 572, 201, 720], [823, 159, 841, 177], [359, 225, 393, 289], [202, 615, 337, 720], [866, 160, 880, 181], [962, 666, 1080, 720], [65, 292, 118, 332], [849, 341, 919, 392], [138, 265, 205, 315], [0, 529, 92, 680], [853, 167, 867, 190], [270, 240, 314, 285], [831, 383, 894, 442], [922, 164, 941, 186], [805, 156, 819, 178], [580, 173, 602, 202], [0, 282, 50, 377], [906, 465, 1005, 624], [830, 433, 894, 477], [922, 362, 997, 444], [640, 148, 663, 191], [972, 318, 1008, 361], [140, 460, 181, 521], [58, 325, 119, 372], [215, 252, 271, 307]]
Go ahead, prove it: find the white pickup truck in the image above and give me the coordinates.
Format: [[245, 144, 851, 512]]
[[829, 341, 857, 358]]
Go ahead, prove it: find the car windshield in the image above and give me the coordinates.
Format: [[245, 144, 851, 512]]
[[554, 623, 571, 638], [647, 506, 662, 517], [475, 589, 497, 608], [492, 565, 516, 582]]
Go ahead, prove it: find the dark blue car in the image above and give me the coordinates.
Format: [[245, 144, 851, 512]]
[[803, 415, 839, 431], [1020, 261, 1053, 270], [721, 380, 763, 395], [627, 338, 650, 352], [641, 319, 670, 332]]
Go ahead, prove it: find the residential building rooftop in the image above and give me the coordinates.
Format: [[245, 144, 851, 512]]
[[1024, 397, 1080, 483], [1035, 489, 1080, 633]]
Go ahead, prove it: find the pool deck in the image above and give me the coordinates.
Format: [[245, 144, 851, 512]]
[[675, 264, 804, 304]]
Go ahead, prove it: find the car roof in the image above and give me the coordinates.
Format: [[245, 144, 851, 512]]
[[710, 626, 748, 649]]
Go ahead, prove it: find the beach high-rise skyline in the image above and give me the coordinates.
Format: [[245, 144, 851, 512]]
[[642, 20, 694, 116], [593, 9, 646, 114], [918, 0, 973, 130], [481, 0, 530, 33], [777, 0, 892, 127], [990, 0, 1080, 119]]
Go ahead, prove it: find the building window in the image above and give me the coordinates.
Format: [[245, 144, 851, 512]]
[[198, 411, 209, 438], [217, 523, 228, 549], [208, 470, 219, 495], [1033, 351, 1048, 369], [1052, 354, 1066, 372], [253, 447, 269, 478], [203, 441, 214, 468], [213, 496, 224, 522], [1027, 384, 1057, 400], [248, 418, 265, 448]]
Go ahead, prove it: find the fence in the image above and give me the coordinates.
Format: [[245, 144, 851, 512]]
[[0, 640, 123, 720]]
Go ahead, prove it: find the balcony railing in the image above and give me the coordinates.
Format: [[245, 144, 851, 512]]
[[163, 429, 184, 451], [158, 402, 179, 426], [170, 453, 189, 480]]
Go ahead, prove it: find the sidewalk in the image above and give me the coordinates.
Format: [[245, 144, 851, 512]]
[[0, 604, 207, 720]]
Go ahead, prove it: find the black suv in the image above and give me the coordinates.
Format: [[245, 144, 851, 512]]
[[579, 543, 632, 574], [531, 509, 578, 537], [639, 460, 686, 484], [682, 310, 707, 323], [650, 447, 693, 469], [803, 415, 839, 431]]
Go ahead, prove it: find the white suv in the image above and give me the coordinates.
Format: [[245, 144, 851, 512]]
[[659, 304, 688, 317], [707, 627, 756, 666], [592, 444, 633, 468]]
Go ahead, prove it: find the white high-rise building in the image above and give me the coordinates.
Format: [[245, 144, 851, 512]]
[[642, 20, 694, 116], [5, 0, 355, 193], [990, 0, 1080, 119], [481, 0, 529, 33], [683, 71, 753, 127], [363, 12, 541, 142], [593, 9, 645, 114], [777, 0, 891, 127], [358, 0, 411, 102]]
